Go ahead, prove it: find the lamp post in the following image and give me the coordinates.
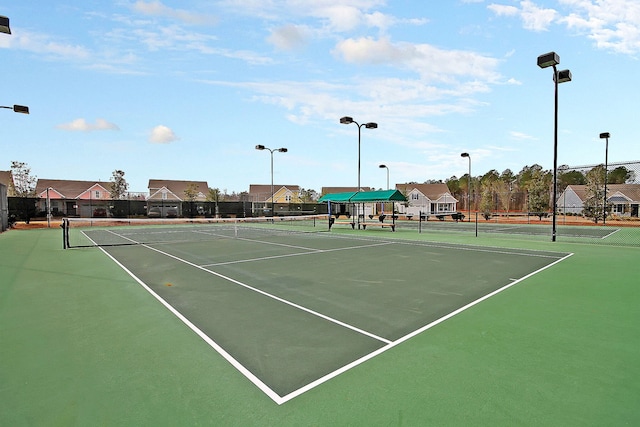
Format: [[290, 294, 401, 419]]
[[340, 116, 377, 228], [461, 152, 471, 221], [379, 164, 389, 190], [537, 51, 571, 242], [255, 144, 287, 218], [600, 132, 610, 225]]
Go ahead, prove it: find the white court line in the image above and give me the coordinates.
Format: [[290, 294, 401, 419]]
[[201, 241, 394, 267], [91, 229, 573, 405], [277, 251, 575, 404]]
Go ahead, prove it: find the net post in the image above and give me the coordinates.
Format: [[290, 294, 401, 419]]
[[61, 218, 68, 249]]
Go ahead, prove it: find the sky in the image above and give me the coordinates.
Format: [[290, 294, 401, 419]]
[[1, 1, 639, 194]]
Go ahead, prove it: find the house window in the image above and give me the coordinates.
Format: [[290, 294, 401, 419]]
[[411, 193, 419, 200], [613, 204, 625, 214], [285, 195, 292, 202], [94, 191, 100, 199], [162, 191, 167, 200]]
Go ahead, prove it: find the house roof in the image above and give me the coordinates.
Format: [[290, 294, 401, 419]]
[[321, 186, 372, 195], [0, 171, 13, 189], [396, 183, 452, 200], [148, 179, 209, 201], [249, 184, 300, 202], [564, 184, 640, 202], [35, 179, 111, 199]]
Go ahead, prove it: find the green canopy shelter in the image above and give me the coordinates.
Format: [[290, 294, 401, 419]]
[[318, 190, 407, 231]]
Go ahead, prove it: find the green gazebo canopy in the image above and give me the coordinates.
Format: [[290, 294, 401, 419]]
[[318, 189, 407, 203]]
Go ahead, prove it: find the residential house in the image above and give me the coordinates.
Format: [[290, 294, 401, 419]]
[[249, 184, 303, 215], [557, 184, 640, 217], [395, 183, 458, 217], [147, 179, 209, 217], [35, 179, 113, 217]]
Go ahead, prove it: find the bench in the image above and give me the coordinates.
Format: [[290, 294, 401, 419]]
[[329, 218, 355, 229], [361, 222, 395, 231]]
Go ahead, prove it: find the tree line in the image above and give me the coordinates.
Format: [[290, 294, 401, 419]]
[[439, 164, 634, 221]]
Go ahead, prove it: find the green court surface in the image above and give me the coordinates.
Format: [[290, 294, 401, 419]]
[[1, 225, 639, 425]]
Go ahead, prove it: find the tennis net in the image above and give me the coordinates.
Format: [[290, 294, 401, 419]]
[[62, 215, 328, 248]]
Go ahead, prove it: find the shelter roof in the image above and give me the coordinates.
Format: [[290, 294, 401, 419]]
[[318, 189, 407, 203]]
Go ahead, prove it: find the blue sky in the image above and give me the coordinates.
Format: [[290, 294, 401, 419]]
[[1, 1, 639, 194]]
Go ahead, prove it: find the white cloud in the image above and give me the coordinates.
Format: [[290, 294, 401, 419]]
[[149, 125, 179, 143], [132, 1, 218, 25], [267, 24, 310, 51], [559, 0, 640, 54], [4, 30, 90, 60], [56, 118, 120, 132], [489, 1, 557, 31], [490, 0, 640, 53], [333, 37, 502, 83], [509, 131, 537, 141]]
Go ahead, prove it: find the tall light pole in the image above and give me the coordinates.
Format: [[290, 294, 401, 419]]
[[537, 51, 572, 242], [1, 17, 30, 116], [461, 152, 471, 221], [340, 116, 377, 228], [600, 132, 610, 225], [379, 164, 389, 190], [255, 144, 287, 217]]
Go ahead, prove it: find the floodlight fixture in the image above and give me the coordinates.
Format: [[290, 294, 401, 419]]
[[1, 104, 30, 114], [599, 132, 610, 139], [0, 15, 10, 35], [255, 144, 265, 150], [277, 147, 288, 153], [365, 122, 378, 129], [537, 52, 559, 69], [340, 116, 354, 124], [555, 69, 572, 83]]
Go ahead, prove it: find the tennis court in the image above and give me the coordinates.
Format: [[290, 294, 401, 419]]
[[68, 217, 571, 404]]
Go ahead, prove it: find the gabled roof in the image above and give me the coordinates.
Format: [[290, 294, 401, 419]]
[[0, 170, 13, 188], [35, 179, 111, 199], [148, 179, 209, 201], [564, 184, 640, 202], [321, 186, 372, 196], [396, 183, 452, 200], [249, 184, 300, 201]]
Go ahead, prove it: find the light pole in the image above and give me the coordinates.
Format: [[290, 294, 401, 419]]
[[2, 17, 30, 117], [379, 164, 389, 190], [600, 132, 610, 225], [340, 116, 377, 228], [255, 144, 287, 217], [461, 152, 471, 221], [537, 51, 572, 242]]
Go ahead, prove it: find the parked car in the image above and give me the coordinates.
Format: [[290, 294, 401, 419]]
[[166, 207, 178, 218], [93, 207, 107, 217], [147, 207, 161, 218]]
